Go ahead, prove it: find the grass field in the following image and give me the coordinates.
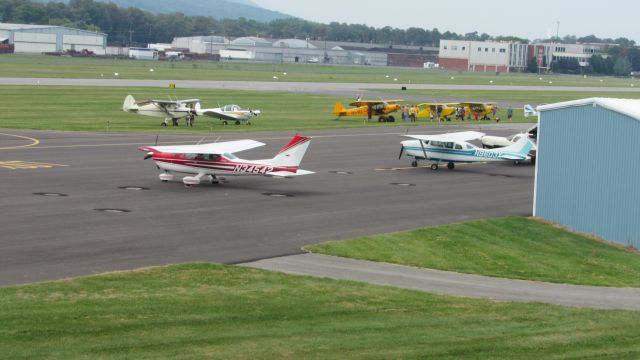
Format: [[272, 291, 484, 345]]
[[2, 263, 640, 359], [1, 54, 639, 87], [0, 86, 538, 133], [372, 88, 640, 104], [306, 217, 640, 287]]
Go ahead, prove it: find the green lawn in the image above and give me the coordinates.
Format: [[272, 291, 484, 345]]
[[2, 263, 640, 359], [0, 86, 535, 132], [372, 89, 640, 104], [306, 217, 640, 287], [1, 54, 638, 87]]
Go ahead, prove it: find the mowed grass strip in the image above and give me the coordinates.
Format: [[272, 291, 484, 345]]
[[2, 263, 640, 359], [372, 88, 640, 104], [1, 54, 638, 87], [0, 86, 534, 133], [306, 217, 640, 287]]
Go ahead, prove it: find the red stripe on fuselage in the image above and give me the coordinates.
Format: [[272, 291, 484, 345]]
[[153, 153, 297, 173]]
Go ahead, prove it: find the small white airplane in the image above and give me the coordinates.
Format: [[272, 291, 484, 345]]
[[123, 95, 199, 127], [138, 135, 313, 186], [523, 104, 538, 118], [399, 131, 533, 170], [481, 125, 538, 163], [196, 103, 261, 125]]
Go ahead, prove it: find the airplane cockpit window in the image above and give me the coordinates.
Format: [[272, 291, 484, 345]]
[[445, 142, 454, 149], [423, 140, 430, 145], [431, 141, 443, 148], [182, 153, 197, 160], [466, 144, 475, 150], [232, 105, 240, 111], [224, 153, 237, 160], [204, 154, 221, 161], [455, 144, 463, 150]]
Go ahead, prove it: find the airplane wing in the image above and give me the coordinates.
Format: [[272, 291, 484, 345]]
[[198, 108, 243, 121], [151, 99, 200, 109], [139, 139, 265, 155], [349, 100, 404, 107], [403, 131, 485, 142]]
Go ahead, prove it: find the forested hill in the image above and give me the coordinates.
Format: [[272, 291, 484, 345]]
[[33, 0, 291, 22]]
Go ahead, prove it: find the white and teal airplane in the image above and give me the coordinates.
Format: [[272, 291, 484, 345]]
[[399, 131, 533, 170]]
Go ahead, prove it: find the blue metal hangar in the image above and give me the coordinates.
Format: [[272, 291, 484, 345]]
[[534, 98, 640, 248]]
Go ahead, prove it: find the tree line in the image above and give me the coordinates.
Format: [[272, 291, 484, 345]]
[[1, 0, 638, 74]]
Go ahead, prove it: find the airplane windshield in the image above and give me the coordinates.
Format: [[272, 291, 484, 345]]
[[224, 153, 237, 160]]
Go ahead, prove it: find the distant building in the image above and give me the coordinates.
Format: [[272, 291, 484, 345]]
[[230, 37, 272, 47], [438, 39, 527, 72], [439, 39, 608, 73], [172, 36, 229, 54], [528, 42, 608, 71], [273, 38, 317, 49], [534, 98, 640, 248], [0, 23, 107, 55]]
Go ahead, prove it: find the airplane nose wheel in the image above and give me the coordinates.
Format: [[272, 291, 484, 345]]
[[447, 162, 455, 170], [430, 164, 439, 171]]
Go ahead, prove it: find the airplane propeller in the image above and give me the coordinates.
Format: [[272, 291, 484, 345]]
[[143, 152, 153, 160], [398, 146, 404, 160]]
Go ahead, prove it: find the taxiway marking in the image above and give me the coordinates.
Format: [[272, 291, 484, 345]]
[[0, 161, 68, 170], [0, 133, 40, 150]]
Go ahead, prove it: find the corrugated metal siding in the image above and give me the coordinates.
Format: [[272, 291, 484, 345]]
[[535, 105, 640, 248]]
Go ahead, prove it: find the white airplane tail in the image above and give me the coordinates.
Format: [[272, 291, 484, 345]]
[[500, 135, 533, 159], [123, 95, 138, 112], [523, 104, 538, 118], [271, 135, 312, 168]]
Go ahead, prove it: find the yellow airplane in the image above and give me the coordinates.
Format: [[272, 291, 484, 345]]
[[416, 103, 459, 121], [461, 102, 498, 120], [334, 99, 403, 122]]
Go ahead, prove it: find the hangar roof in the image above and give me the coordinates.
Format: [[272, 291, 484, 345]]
[[0, 23, 56, 31], [0, 22, 106, 36], [537, 98, 640, 121]]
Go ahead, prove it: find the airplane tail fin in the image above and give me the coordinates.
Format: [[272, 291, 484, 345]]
[[523, 104, 538, 118], [123, 95, 138, 112], [334, 102, 347, 116], [501, 135, 533, 159], [271, 135, 312, 168]]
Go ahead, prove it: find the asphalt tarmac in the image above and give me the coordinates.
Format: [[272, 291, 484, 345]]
[[0, 123, 534, 286]]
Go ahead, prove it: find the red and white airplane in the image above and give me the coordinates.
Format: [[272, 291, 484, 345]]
[[138, 135, 313, 186]]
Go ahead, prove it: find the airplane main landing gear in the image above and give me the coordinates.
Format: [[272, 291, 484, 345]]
[[222, 120, 228, 126], [235, 120, 241, 125], [411, 160, 418, 168], [447, 162, 455, 170], [159, 172, 174, 182]]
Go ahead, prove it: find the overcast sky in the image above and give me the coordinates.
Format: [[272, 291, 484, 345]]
[[252, 0, 639, 42]]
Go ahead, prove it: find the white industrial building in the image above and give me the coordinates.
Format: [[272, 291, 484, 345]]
[[172, 35, 389, 66], [0, 23, 107, 55], [438, 39, 528, 72]]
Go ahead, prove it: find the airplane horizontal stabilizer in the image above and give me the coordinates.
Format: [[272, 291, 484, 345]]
[[267, 169, 315, 178]]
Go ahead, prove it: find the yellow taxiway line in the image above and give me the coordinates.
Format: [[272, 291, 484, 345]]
[[0, 133, 40, 150]]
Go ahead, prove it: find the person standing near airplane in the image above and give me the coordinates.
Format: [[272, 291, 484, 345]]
[[507, 106, 513, 122]]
